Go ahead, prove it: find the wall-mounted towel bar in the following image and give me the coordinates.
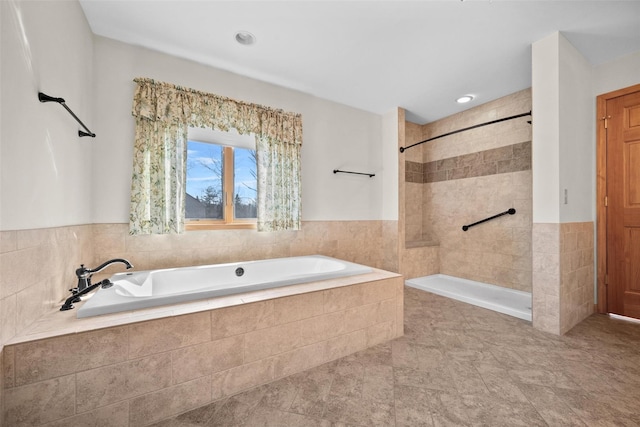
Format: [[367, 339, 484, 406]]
[[399, 111, 531, 153], [333, 169, 375, 178], [38, 92, 96, 137], [462, 208, 516, 231]]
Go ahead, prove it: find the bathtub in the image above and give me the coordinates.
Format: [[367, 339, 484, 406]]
[[405, 274, 532, 321], [76, 255, 373, 318]]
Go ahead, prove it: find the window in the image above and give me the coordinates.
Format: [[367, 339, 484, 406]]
[[185, 128, 257, 230]]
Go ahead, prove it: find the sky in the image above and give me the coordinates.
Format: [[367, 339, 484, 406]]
[[186, 140, 256, 204]]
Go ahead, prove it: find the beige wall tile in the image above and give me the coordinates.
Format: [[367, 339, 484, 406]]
[[171, 335, 244, 385], [129, 376, 211, 427], [377, 299, 396, 324], [0, 231, 17, 254], [325, 330, 367, 361], [298, 315, 329, 346], [324, 285, 365, 313], [0, 225, 94, 352], [272, 292, 324, 325], [0, 296, 16, 347], [362, 279, 397, 304], [244, 321, 303, 363], [4, 374, 75, 426], [76, 353, 172, 412], [366, 320, 396, 347], [272, 341, 327, 379], [42, 401, 129, 427], [396, 295, 404, 337], [12, 326, 128, 387], [211, 300, 275, 340], [128, 312, 211, 358], [221, 358, 274, 397], [3, 346, 15, 389]]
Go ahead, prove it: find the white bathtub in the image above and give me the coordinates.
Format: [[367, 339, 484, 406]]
[[77, 255, 373, 318], [405, 274, 532, 321]]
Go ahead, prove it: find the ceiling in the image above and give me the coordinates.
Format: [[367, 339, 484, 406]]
[[79, 0, 640, 124]]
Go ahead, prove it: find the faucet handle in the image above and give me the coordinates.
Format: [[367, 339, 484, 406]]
[[75, 264, 91, 278]]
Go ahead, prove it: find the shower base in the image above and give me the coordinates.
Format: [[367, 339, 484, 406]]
[[406, 274, 532, 321]]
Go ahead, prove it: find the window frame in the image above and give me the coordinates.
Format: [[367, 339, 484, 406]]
[[185, 144, 257, 231]]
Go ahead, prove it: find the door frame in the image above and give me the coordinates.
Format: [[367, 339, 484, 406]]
[[596, 83, 640, 314]]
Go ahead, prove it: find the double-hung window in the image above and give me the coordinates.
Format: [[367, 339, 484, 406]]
[[185, 128, 257, 230]]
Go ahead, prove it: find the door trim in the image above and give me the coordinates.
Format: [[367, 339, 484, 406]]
[[596, 83, 640, 314]]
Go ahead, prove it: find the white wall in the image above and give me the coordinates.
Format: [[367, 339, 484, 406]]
[[0, 1, 94, 230], [91, 36, 384, 223], [532, 32, 561, 223], [558, 34, 594, 223], [532, 32, 595, 224], [533, 34, 640, 226], [593, 50, 640, 96]]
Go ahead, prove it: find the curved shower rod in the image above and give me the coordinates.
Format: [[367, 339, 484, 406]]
[[399, 111, 531, 153]]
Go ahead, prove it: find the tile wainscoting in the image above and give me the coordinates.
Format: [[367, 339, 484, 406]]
[[532, 222, 595, 335]]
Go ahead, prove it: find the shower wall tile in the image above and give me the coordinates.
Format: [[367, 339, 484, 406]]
[[381, 221, 399, 273], [402, 88, 532, 291], [420, 140, 531, 183], [401, 246, 439, 280]]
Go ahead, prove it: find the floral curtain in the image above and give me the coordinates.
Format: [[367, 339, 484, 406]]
[[129, 78, 303, 234]]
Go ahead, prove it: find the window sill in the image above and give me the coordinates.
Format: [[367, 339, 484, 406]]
[[186, 221, 257, 231]]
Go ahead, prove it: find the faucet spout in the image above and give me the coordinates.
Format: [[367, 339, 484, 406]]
[[88, 258, 134, 274]]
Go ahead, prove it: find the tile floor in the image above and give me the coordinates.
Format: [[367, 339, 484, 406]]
[[152, 287, 640, 426]]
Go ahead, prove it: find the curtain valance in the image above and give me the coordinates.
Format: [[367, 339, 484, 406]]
[[132, 78, 302, 146]]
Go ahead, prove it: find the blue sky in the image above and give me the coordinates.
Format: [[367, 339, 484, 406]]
[[186, 140, 256, 203]]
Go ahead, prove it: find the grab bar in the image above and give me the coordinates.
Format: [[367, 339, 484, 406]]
[[462, 208, 516, 231]]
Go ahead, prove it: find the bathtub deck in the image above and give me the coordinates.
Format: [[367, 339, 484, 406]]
[[7, 268, 401, 346], [405, 274, 532, 321]]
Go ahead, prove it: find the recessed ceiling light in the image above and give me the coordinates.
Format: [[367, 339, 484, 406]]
[[235, 31, 256, 46], [456, 95, 474, 104]]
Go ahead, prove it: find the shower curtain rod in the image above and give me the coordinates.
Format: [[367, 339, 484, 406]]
[[399, 111, 531, 153]]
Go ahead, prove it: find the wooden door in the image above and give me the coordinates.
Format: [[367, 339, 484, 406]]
[[606, 89, 640, 318]]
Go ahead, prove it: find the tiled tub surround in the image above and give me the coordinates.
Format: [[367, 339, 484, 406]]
[[92, 221, 388, 275], [0, 220, 389, 346], [3, 270, 403, 426], [0, 226, 95, 349]]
